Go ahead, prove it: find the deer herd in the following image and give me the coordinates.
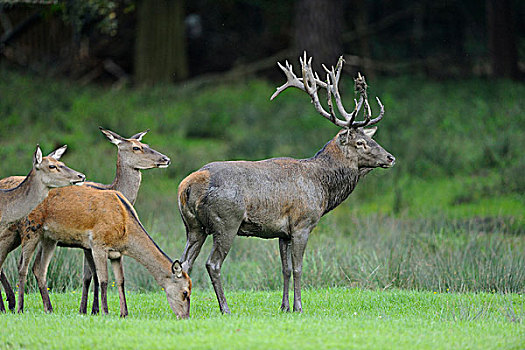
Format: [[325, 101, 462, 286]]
[[0, 54, 394, 319]]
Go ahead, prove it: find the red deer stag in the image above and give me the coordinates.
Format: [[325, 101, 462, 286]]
[[0, 145, 85, 312], [178, 53, 395, 314]]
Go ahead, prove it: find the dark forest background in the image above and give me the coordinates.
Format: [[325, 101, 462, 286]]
[[0, 0, 523, 85]]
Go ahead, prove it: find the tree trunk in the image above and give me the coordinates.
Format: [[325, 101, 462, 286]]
[[292, 0, 343, 71], [134, 0, 188, 84], [486, 0, 519, 79]]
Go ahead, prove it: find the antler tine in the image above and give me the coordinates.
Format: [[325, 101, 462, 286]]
[[272, 52, 366, 129], [322, 56, 363, 126], [300, 52, 348, 128], [351, 96, 384, 127], [325, 73, 340, 125], [270, 60, 306, 101]]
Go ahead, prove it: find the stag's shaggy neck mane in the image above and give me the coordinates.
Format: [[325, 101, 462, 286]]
[[308, 137, 362, 215]]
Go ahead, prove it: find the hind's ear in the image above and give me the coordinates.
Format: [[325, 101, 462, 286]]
[[130, 129, 149, 141], [33, 145, 43, 168], [48, 145, 67, 160], [99, 127, 125, 145], [172, 260, 183, 278], [363, 126, 377, 138]]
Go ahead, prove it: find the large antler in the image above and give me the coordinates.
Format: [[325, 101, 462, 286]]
[[271, 52, 384, 129]]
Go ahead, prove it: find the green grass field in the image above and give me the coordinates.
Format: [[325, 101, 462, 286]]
[[1, 289, 523, 349]]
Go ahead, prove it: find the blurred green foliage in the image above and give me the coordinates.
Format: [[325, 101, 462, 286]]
[[1, 68, 523, 210]]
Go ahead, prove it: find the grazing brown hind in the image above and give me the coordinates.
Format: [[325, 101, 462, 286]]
[[0, 145, 85, 312], [15, 186, 191, 318], [178, 53, 395, 314], [0, 128, 170, 314]]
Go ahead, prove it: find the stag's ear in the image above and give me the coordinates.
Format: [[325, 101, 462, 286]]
[[33, 145, 43, 168], [99, 127, 125, 145], [337, 129, 351, 146], [171, 260, 183, 278], [130, 129, 149, 141], [363, 126, 377, 138], [48, 145, 67, 160]]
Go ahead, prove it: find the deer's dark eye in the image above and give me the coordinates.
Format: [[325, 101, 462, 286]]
[[133, 147, 141, 151], [49, 165, 56, 169], [356, 140, 365, 147], [183, 291, 189, 300]]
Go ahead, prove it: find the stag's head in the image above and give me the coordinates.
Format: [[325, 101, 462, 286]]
[[100, 127, 171, 170], [271, 53, 395, 170], [34, 145, 86, 188], [335, 127, 395, 169], [164, 260, 192, 319]]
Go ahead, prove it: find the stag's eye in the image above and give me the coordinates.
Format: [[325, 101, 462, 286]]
[[183, 291, 189, 300], [356, 140, 366, 147], [132, 146, 141, 151], [48, 165, 57, 169]]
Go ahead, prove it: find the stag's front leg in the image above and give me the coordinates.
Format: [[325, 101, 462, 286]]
[[32, 238, 57, 313], [291, 228, 311, 313], [110, 256, 128, 318], [279, 238, 292, 312]]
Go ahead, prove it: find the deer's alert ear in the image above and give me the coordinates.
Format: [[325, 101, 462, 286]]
[[33, 145, 43, 168], [337, 129, 351, 145], [48, 145, 68, 160], [130, 129, 150, 141], [363, 126, 377, 138], [99, 127, 125, 145], [172, 260, 183, 278]]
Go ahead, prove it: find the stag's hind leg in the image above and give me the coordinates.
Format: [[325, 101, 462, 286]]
[[180, 226, 207, 274], [205, 215, 242, 315]]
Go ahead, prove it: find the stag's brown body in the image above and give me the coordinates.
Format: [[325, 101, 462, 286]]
[[179, 54, 395, 314]]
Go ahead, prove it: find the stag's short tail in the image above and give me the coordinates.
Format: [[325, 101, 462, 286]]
[[177, 169, 211, 218]]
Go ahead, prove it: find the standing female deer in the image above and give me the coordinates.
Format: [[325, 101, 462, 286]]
[[0, 128, 170, 314], [14, 186, 191, 318], [178, 53, 395, 314], [0, 145, 85, 312]]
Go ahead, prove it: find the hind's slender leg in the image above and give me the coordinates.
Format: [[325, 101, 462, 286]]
[[32, 237, 57, 312], [110, 256, 128, 317]]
